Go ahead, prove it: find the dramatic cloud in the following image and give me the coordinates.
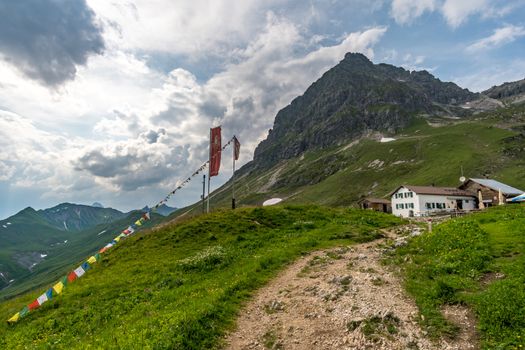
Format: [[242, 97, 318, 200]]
[[390, 0, 435, 25], [0, 0, 105, 86], [466, 25, 525, 52], [72, 15, 387, 193]]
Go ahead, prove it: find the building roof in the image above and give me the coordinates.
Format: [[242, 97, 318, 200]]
[[359, 197, 391, 204], [466, 178, 524, 196], [392, 185, 476, 197]]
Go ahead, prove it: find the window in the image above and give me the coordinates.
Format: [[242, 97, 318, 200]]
[[410, 203, 414, 209], [426, 203, 431, 209], [465, 200, 469, 203], [431, 203, 435, 209]]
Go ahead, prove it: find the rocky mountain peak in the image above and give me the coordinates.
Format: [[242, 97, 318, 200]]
[[249, 52, 478, 170]]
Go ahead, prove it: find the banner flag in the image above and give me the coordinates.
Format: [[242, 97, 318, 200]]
[[209, 126, 222, 177], [81, 262, 90, 272], [87, 256, 97, 264], [233, 136, 241, 160], [127, 226, 135, 234], [74, 266, 85, 278], [28, 300, 40, 311], [53, 281, 64, 295], [142, 212, 151, 220], [114, 236, 121, 242], [67, 271, 78, 283], [37, 293, 48, 306], [135, 219, 142, 226], [7, 312, 20, 323]]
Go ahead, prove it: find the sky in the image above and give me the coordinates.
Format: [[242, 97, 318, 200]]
[[0, 0, 525, 219]]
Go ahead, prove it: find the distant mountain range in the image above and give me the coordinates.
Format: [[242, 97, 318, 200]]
[[0, 202, 169, 296]]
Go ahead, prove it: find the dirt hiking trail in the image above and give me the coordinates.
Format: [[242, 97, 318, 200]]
[[224, 225, 478, 350]]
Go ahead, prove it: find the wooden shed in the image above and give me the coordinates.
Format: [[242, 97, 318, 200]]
[[358, 197, 391, 213], [459, 178, 524, 207]]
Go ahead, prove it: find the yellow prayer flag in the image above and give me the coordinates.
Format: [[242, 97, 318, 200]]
[[114, 236, 121, 242], [53, 281, 64, 294], [7, 312, 20, 323], [87, 256, 97, 264], [134, 219, 142, 226]]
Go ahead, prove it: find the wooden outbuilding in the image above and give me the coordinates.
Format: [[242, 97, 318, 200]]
[[459, 178, 524, 207], [358, 197, 391, 213]]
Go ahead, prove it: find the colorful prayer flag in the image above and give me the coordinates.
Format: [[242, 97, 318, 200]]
[[114, 236, 121, 242], [37, 293, 48, 306], [209, 126, 222, 177], [142, 212, 150, 221], [19, 306, 29, 318], [53, 281, 64, 294], [67, 271, 78, 283], [74, 266, 85, 278], [81, 262, 90, 271], [28, 299, 40, 311], [7, 312, 20, 323], [46, 288, 53, 300], [87, 256, 97, 264], [135, 219, 142, 226]]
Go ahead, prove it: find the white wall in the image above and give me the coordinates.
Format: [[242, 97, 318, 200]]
[[392, 187, 476, 217], [391, 187, 418, 217]]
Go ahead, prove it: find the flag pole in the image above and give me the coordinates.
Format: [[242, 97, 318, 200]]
[[202, 174, 206, 214], [207, 128, 211, 214], [232, 137, 236, 210]]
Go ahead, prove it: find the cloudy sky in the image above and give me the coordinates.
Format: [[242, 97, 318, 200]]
[[0, 0, 524, 219]]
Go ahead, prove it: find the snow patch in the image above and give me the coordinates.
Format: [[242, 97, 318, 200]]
[[6, 222, 11, 225], [40, 254, 47, 258], [63, 221, 68, 230], [2, 225, 6, 228], [263, 198, 283, 206], [97, 230, 107, 236], [380, 137, 396, 143]]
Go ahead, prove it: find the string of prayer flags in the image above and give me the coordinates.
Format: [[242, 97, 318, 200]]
[[7, 136, 239, 324]]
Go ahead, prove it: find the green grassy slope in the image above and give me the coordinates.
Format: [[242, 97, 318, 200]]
[[0, 211, 164, 300], [391, 204, 525, 349], [0, 206, 401, 349], [187, 107, 525, 215]]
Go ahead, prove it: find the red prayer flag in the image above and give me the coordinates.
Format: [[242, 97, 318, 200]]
[[28, 299, 40, 311], [233, 136, 241, 160], [67, 271, 78, 283], [209, 126, 221, 177]]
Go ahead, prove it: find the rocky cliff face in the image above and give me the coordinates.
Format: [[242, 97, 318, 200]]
[[484, 78, 525, 104], [251, 53, 477, 169]]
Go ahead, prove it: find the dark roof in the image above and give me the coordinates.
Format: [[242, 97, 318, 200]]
[[392, 185, 476, 197], [462, 178, 523, 196], [359, 197, 391, 204]]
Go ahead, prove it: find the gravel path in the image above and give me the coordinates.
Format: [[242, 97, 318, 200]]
[[224, 226, 478, 350]]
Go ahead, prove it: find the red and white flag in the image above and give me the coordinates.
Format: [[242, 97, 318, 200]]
[[209, 126, 222, 177]]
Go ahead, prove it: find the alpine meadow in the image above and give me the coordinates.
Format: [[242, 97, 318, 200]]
[[2, 1, 525, 350]]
